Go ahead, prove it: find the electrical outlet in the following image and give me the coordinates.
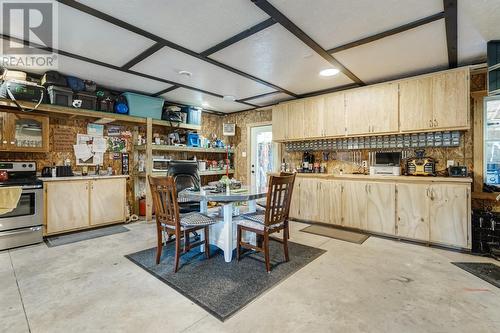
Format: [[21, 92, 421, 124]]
[[362, 160, 368, 168], [241, 151, 246, 157]]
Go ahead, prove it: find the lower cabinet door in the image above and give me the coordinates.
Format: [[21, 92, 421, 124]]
[[429, 184, 469, 248], [46, 181, 90, 234], [298, 178, 320, 221], [289, 177, 301, 219], [90, 178, 126, 225], [318, 180, 342, 225], [341, 181, 367, 229], [396, 183, 430, 242], [366, 182, 396, 235]]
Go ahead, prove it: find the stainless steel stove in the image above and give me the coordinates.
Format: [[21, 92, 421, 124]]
[[0, 161, 43, 251]]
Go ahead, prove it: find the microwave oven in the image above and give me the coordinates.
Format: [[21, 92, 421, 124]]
[[152, 158, 170, 172]]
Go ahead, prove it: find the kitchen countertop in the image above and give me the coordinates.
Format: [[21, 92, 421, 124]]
[[271, 173, 472, 183], [39, 175, 129, 182]]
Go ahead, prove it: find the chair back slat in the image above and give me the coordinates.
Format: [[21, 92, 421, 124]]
[[264, 174, 296, 227], [148, 176, 180, 229]]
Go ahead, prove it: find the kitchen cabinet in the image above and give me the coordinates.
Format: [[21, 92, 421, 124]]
[[429, 184, 469, 248], [399, 68, 470, 132], [298, 178, 320, 221], [0, 112, 49, 152], [90, 178, 126, 226], [272, 104, 288, 141], [45, 180, 90, 234], [366, 182, 396, 234], [303, 97, 324, 138], [345, 83, 399, 135], [431, 69, 469, 130], [287, 101, 305, 140], [318, 180, 342, 225], [289, 176, 301, 219], [341, 181, 367, 229], [396, 183, 430, 241], [323, 92, 346, 137], [44, 177, 128, 235]]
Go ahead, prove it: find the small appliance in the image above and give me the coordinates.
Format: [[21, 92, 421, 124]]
[[405, 150, 436, 176], [370, 151, 401, 176], [448, 165, 468, 177], [369, 166, 401, 176]]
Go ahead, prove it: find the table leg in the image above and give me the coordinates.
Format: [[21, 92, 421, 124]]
[[248, 199, 257, 213], [200, 199, 208, 252], [222, 203, 234, 262]]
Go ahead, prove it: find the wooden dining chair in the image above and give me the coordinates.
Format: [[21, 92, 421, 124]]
[[236, 173, 296, 272], [148, 176, 217, 272]]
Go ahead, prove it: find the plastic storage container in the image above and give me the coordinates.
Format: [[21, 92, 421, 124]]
[[183, 106, 202, 125], [47, 85, 73, 106], [74, 92, 97, 110], [122, 92, 164, 119]]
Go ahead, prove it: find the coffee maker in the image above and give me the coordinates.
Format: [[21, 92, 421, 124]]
[[302, 151, 315, 173]]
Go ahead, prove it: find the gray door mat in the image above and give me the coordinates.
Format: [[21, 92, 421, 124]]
[[45, 225, 129, 247]]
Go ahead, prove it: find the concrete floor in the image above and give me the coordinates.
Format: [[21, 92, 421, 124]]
[[1, 221, 499, 333]]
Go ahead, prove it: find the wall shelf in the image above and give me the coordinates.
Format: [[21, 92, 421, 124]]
[[135, 145, 233, 154]]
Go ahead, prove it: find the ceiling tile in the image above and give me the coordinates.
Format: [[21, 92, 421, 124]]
[[210, 24, 354, 95], [131, 46, 275, 99], [0, 3, 156, 67], [268, 0, 443, 51], [333, 20, 449, 84], [77, 0, 268, 52], [245, 93, 295, 107], [458, 0, 500, 65], [162, 88, 249, 113]]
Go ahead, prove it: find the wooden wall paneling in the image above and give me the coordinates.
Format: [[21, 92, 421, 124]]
[[366, 182, 396, 235], [323, 93, 346, 137], [396, 183, 430, 242], [429, 184, 469, 248], [45, 180, 90, 234], [399, 77, 434, 132]]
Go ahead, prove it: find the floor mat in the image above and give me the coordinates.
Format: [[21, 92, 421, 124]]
[[125, 240, 325, 321], [300, 224, 370, 244], [45, 225, 129, 247], [452, 262, 500, 289]]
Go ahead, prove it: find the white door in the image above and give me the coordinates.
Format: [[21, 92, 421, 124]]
[[250, 124, 277, 188]]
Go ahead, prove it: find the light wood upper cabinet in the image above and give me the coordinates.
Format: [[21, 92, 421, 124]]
[[431, 69, 469, 130], [0, 112, 49, 152], [396, 183, 430, 241], [303, 97, 324, 138], [345, 83, 399, 135], [287, 101, 305, 140], [341, 181, 367, 229], [400, 68, 470, 132], [90, 178, 126, 226], [429, 184, 469, 248], [323, 92, 346, 137], [366, 182, 396, 234], [45, 180, 90, 234], [399, 77, 434, 132], [272, 104, 288, 141]]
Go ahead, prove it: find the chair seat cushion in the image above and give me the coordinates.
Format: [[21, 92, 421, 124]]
[[180, 212, 217, 227], [238, 213, 283, 230]]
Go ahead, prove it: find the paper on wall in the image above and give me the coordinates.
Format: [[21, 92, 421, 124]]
[[73, 144, 93, 161], [92, 137, 107, 153], [93, 152, 103, 165]]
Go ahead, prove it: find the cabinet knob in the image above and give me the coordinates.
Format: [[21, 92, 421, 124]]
[[10, 141, 15, 145], [429, 120, 433, 127]]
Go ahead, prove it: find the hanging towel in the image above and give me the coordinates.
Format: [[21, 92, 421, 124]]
[[0, 187, 22, 215]]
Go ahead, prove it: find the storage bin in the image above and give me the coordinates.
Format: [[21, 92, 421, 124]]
[[122, 92, 164, 119], [182, 106, 202, 125], [47, 85, 73, 106], [74, 91, 97, 110]]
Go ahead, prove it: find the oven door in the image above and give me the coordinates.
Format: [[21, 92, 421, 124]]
[[0, 187, 43, 230]]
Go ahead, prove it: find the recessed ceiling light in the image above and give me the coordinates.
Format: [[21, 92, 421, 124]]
[[319, 68, 340, 77], [178, 70, 192, 78], [223, 95, 236, 101]]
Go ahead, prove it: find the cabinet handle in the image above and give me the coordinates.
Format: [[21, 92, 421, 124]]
[[365, 184, 368, 192], [2, 140, 6, 144], [10, 141, 15, 144], [426, 188, 430, 197], [429, 120, 433, 127], [434, 119, 438, 127]]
